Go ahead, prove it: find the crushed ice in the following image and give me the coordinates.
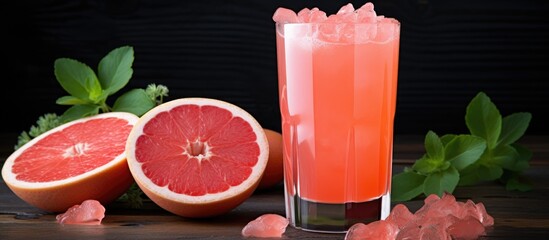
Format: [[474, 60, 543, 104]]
[[345, 193, 494, 240]]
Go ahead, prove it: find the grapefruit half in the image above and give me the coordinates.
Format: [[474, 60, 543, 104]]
[[125, 98, 269, 218], [1, 112, 138, 212]]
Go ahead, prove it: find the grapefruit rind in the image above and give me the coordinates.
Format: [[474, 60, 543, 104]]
[[257, 129, 284, 190], [125, 98, 269, 215], [1, 112, 139, 212]]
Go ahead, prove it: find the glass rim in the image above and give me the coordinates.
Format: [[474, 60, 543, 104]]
[[274, 18, 400, 27]]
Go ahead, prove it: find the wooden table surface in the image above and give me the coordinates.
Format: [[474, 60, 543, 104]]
[[1, 135, 548, 239]]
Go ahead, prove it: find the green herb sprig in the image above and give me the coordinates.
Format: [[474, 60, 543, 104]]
[[15, 46, 169, 150], [392, 92, 532, 202]]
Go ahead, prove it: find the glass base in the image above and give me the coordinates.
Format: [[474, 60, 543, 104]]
[[286, 193, 390, 233]]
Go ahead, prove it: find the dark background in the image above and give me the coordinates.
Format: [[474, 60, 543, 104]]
[[3, 0, 549, 148]]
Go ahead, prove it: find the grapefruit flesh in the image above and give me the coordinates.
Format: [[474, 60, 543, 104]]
[[1, 112, 138, 212], [126, 98, 269, 218]]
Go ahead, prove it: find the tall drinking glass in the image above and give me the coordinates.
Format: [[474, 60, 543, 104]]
[[275, 19, 400, 233]]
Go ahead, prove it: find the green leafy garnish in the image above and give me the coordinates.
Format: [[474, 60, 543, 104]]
[[15, 113, 62, 149], [392, 92, 532, 202], [13, 46, 169, 208], [117, 183, 144, 209], [15, 46, 169, 149]]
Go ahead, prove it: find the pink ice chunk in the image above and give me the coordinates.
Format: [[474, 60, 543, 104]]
[[272, 2, 398, 44], [475, 202, 495, 227], [356, 2, 377, 23], [386, 204, 417, 229], [419, 223, 451, 240], [56, 199, 105, 225], [421, 215, 460, 232], [423, 192, 441, 205], [354, 193, 494, 239], [297, 7, 327, 23], [396, 225, 420, 240], [457, 200, 480, 219], [416, 193, 461, 219], [241, 214, 289, 238], [273, 2, 381, 25], [337, 3, 355, 14], [272, 7, 298, 23], [447, 216, 486, 239], [345, 220, 399, 240]]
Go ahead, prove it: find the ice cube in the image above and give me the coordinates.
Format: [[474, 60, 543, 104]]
[[386, 204, 417, 229], [419, 223, 451, 240], [334, 3, 358, 23], [419, 215, 460, 232], [475, 202, 495, 227], [416, 193, 461, 219], [241, 214, 289, 238], [272, 7, 298, 23], [447, 216, 486, 240], [337, 3, 355, 14], [297, 7, 327, 23], [424, 193, 441, 205], [358, 2, 375, 12], [356, 2, 377, 23], [396, 224, 421, 240], [345, 220, 399, 240]]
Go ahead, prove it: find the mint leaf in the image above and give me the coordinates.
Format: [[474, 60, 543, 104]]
[[465, 92, 502, 149], [98, 46, 134, 96], [445, 135, 486, 171], [511, 143, 532, 171], [423, 166, 459, 197], [458, 176, 477, 186], [440, 134, 457, 146], [412, 156, 439, 174], [56, 95, 89, 105], [86, 76, 104, 103], [478, 164, 503, 182], [391, 171, 426, 202], [459, 160, 503, 186], [501, 170, 533, 192], [117, 183, 144, 208], [490, 145, 519, 170], [498, 112, 532, 146], [425, 131, 444, 160], [412, 156, 451, 174], [457, 164, 480, 186], [54, 58, 101, 101], [505, 177, 533, 192], [60, 104, 100, 123], [112, 88, 156, 116]]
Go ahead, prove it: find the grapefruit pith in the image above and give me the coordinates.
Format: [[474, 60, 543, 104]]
[[125, 98, 269, 218], [1, 112, 138, 212]]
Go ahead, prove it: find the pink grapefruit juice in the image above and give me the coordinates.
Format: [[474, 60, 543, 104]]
[[274, 3, 400, 232]]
